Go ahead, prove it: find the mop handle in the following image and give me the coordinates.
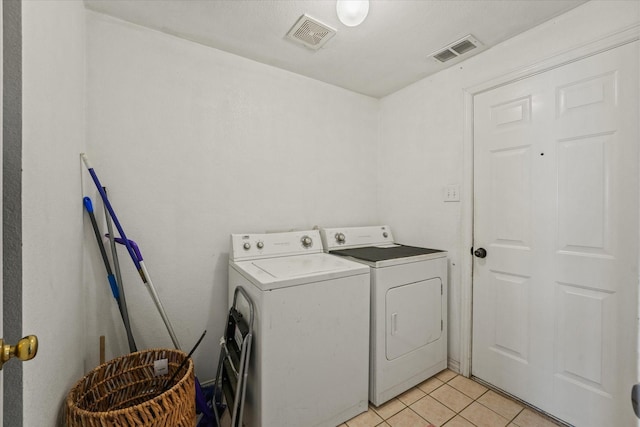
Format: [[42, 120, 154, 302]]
[[110, 236, 181, 349], [111, 236, 143, 262], [140, 261, 181, 349], [83, 197, 120, 300], [81, 153, 142, 274]]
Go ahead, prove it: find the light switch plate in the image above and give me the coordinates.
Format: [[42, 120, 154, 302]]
[[444, 184, 460, 202]]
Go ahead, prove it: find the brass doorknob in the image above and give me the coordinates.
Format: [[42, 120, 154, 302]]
[[0, 335, 38, 370]]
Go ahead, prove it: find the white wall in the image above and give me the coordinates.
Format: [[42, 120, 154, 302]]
[[378, 0, 640, 369], [84, 11, 379, 381], [85, 0, 640, 385], [21, 1, 86, 425]]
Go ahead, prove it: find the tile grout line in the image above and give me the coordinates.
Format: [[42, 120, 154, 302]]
[[443, 376, 525, 426], [434, 385, 517, 427], [408, 405, 437, 426], [473, 387, 527, 424], [346, 369, 564, 427], [406, 378, 508, 427]]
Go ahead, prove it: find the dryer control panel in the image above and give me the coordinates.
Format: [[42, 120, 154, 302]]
[[320, 225, 395, 251], [230, 230, 323, 261]]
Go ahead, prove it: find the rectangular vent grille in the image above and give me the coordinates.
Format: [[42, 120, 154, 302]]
[[434, 49, 457, 63], [429, 35, 482, 63], [286, 14, 336, 50], [451, 39, 476, 55]]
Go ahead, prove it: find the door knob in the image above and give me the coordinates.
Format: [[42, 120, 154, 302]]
[[474, 248, 487, 258], [0, 335, 38, 370]]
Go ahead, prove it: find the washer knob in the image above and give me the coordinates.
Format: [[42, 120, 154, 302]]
[[243, 242, 251, 250], [335, 233, 346, 244], [383, 232, 389, 238], [256, 241, 264, 249], [301, 236, 313, 248]]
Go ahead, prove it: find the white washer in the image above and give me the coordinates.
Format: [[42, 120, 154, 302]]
[[228, 230, 370, 427], [321, 225, 448, 407]]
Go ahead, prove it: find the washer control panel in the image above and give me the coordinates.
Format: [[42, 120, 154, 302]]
[[320, 225, 394, 251], [230, 230, 321, 261], [300, 235, 313, 248]]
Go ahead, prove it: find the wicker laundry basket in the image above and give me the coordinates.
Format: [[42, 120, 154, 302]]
[[65, 348, 195, 427]]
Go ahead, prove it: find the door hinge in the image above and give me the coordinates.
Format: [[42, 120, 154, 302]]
[[441, 283, 443, 295], [441, 319, 444, 331]]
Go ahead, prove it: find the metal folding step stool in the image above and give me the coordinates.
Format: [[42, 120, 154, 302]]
[[213, 286, 254, 427]]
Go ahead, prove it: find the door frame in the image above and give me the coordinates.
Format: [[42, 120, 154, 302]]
[[0, 0, 4, 416], [3, 0, 22, 423], [459, 23, 640, 377]]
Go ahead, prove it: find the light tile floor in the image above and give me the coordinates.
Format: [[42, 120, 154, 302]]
[[340, 369, 565, 427]]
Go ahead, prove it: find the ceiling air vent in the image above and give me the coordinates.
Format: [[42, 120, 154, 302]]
[[429, 35, 482, 63], [286, 14, 336, 50]]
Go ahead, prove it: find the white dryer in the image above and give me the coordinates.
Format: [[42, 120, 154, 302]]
[[321, 225, 448, 407], [228, 230, 370, 427]]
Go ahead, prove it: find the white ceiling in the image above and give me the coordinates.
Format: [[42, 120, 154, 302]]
[[83, 0, 588, 98]]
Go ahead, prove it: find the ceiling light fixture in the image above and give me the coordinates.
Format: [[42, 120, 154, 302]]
[[336, 0, 369, 27]]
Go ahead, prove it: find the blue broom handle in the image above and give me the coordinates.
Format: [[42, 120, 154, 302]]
[[83, 197, 120, 300]]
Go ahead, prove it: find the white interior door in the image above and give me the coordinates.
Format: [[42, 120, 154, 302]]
[[472, 41, 639, 427]]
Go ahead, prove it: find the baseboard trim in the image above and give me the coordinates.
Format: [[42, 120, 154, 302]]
[[447, 358, 461, 375]]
